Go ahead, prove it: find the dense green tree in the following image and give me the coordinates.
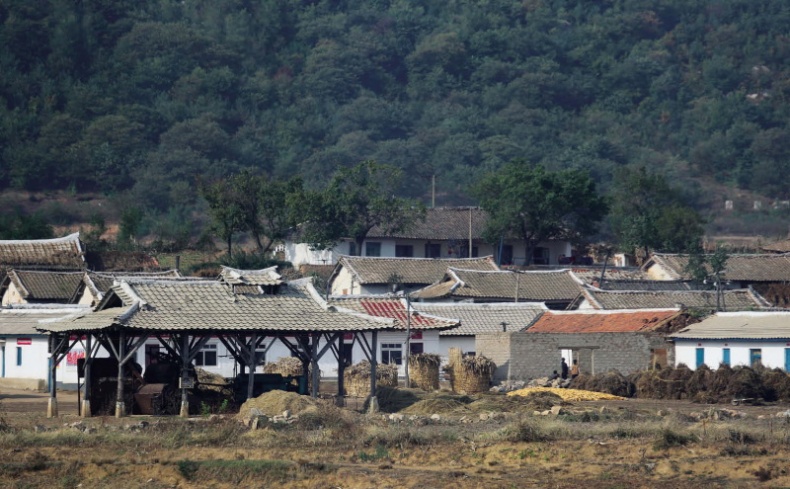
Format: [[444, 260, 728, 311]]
[[610, 166, 705, 256], [299, 161, 425, 253], [199, 177, 245, 255], [473, 162, 608, 265]]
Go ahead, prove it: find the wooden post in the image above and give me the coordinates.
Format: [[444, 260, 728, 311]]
[[82, 335, 92, 418], [47, 335, 58, 418], [246, 334, 257, 401], [180, 334, 190, 417], [336, 334, 345, 406], [310, 333, 320, 398], [115, 332, 126, 418], [368, 331, 379, 413]]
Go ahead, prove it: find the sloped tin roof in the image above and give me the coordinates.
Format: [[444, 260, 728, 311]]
[[670, 311, 790, 340], [526, 309, 681, 334], [412, 302, 548, 336]]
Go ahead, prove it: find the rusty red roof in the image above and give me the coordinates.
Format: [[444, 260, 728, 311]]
[[526, 309, 681, 334], [329, 296, 459, 330]]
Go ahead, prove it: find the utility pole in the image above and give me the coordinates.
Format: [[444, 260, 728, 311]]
[[404, 294, 411, 388], [468, 207, 473, 258], [431, 175, 436, 208]]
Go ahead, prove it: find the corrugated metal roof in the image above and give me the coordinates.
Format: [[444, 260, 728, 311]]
[[670, 311, 790, 340], [527, 309, 681, 334], [328, 296, 459, 330], [411, 302, 548, 336]]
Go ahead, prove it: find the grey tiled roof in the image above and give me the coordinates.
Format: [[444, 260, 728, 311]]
[[85, 270, 182, 298], [367, 206, 489, 240], [39, 279, 395, 333], [580, 288, 771, 311], [0, 233, 84, 269], [411, 302, 547, 336], [328, 295, 459, 330], [670, 311, 790, 340], [597, 279, 693, 291], [0, 305, 91, 335], [762, 239, 790, 253], [4, 270, 84, 302], [412, 268, 584, 303], [219, 266, 282, 286], [564, 267, 648, 284], [332, 255, 498, 286], [645, 253, 790, 282]]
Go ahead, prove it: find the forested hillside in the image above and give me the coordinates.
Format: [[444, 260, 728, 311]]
[[1, 0, 789, 235]]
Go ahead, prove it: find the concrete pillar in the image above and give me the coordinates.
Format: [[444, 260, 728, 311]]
[[115, 332, 126, 418], [368, 331, 378, 413], [180, 334, 190, 418]]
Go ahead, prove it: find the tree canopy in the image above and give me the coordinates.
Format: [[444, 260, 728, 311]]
[[473, 162, 608, 264]]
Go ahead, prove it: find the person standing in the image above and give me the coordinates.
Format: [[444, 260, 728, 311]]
[[561, 358, 569, 379], [570, 359, 580, 379]]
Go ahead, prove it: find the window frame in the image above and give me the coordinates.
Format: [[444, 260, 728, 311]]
[[365, 241, 382, 257], [194, 343, 218, 367], [381, 343, 403, 365]]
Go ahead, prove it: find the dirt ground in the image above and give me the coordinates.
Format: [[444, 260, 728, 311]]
[[2, 387, 790, 489]]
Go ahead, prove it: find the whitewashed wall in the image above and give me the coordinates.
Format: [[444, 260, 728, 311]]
[[1, 336, 50, 380], [674, 340, 790, 371]]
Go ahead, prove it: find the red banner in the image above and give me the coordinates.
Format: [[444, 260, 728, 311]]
[[16, 338, 31, 345], [66, 350, 85, 366]]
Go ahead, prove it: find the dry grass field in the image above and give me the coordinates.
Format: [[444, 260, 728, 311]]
[[2, 387, 790, 489]]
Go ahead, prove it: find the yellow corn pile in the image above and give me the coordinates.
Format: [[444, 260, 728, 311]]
[[507, 387, 626, 401]]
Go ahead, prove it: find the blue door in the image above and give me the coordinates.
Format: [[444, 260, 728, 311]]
[[785, 349, 790, 372], [696, 348, 704, 368], [750, 349, 762, 367], [722, 348, 730, 366]]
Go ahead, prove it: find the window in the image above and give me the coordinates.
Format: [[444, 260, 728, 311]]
[[533, 247, 550, 265], [750, 349, 762, 367], [365, 242, 381, 257], [722, 348, 731, 366], [16, 347, 22, 367], [499, 245, 513, 265], [381, 343, 403, 365], [409, 343, 424, 355], [425, 243, 441, 258], [395, 245, 413, 257], [348, 242, 357, 256], [458, 245, 478, 258], [195, 344, 218, 367]]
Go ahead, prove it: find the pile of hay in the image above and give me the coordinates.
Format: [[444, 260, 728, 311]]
[[263, 357, 304, 376], [760, 368, 790, 402], [466, 394, 551, 414], [236, 390, 319, 421], [344, 360, 398, 397], [364, 386, 422, 413], [445, 348, 496, 395], [507, 387, 626, 401], [408, 353, 441, 391], [196, 368, 230, 393], [400, 398, 471, 415]]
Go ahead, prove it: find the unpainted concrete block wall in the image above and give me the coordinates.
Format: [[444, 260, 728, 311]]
[[477, 332, 673, 382]]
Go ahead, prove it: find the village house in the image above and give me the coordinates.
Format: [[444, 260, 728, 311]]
[[411, 268, 585, 309], [284, 206, 573, 267], [574, 287, 771, 311], [642, 253, 790, 307], [409, 301, 547, 364], [476, 308, 684, 382], [326, 255, 499, 296], [670, 311, 790, 371]]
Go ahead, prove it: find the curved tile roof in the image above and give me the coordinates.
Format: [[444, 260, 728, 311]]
[[0, 233, 84, 269], [332, 255, 498, 286], [580, 288, 771, 311], [645, 253, 790, 282], [411, 302, 547, 336], [328, 295, 459, 330]]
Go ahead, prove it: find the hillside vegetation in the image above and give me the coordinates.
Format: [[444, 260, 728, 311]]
[[1, 0, 789, 239]]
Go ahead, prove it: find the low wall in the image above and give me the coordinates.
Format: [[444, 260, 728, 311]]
[[0, 378, 46, 391]]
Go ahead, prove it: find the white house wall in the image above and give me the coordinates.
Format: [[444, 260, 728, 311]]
[[675, 340, 790, 371], [1, 336, 50, 381], [438, 336, 476, 363], [2, 283, 26, 306]]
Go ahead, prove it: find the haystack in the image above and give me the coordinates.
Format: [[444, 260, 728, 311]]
[[445, 348, 496, 395], [408, 353, 441, 391], [761, 368, 790, 402], [196, 368, 230, 393], [344, 360, 398, 397], [400, 398, 470, 415], [236, 390, 318, 421], [592, 369, 634, 398], [263, 357, 303, 377]]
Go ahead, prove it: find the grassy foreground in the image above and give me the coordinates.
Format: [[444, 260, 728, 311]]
[[1, 393, 790, 488]]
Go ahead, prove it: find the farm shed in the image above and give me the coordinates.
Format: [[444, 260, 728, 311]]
[[477, 309, 683, 382], [670, 311, 790, 371], [36, 278, 400, 418]]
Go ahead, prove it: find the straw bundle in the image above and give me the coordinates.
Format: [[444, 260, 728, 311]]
[[343, 360, 398, 397], [445, 348, 496, 395], [408, 353, 441, 391], [263, 357, 304, 376]]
